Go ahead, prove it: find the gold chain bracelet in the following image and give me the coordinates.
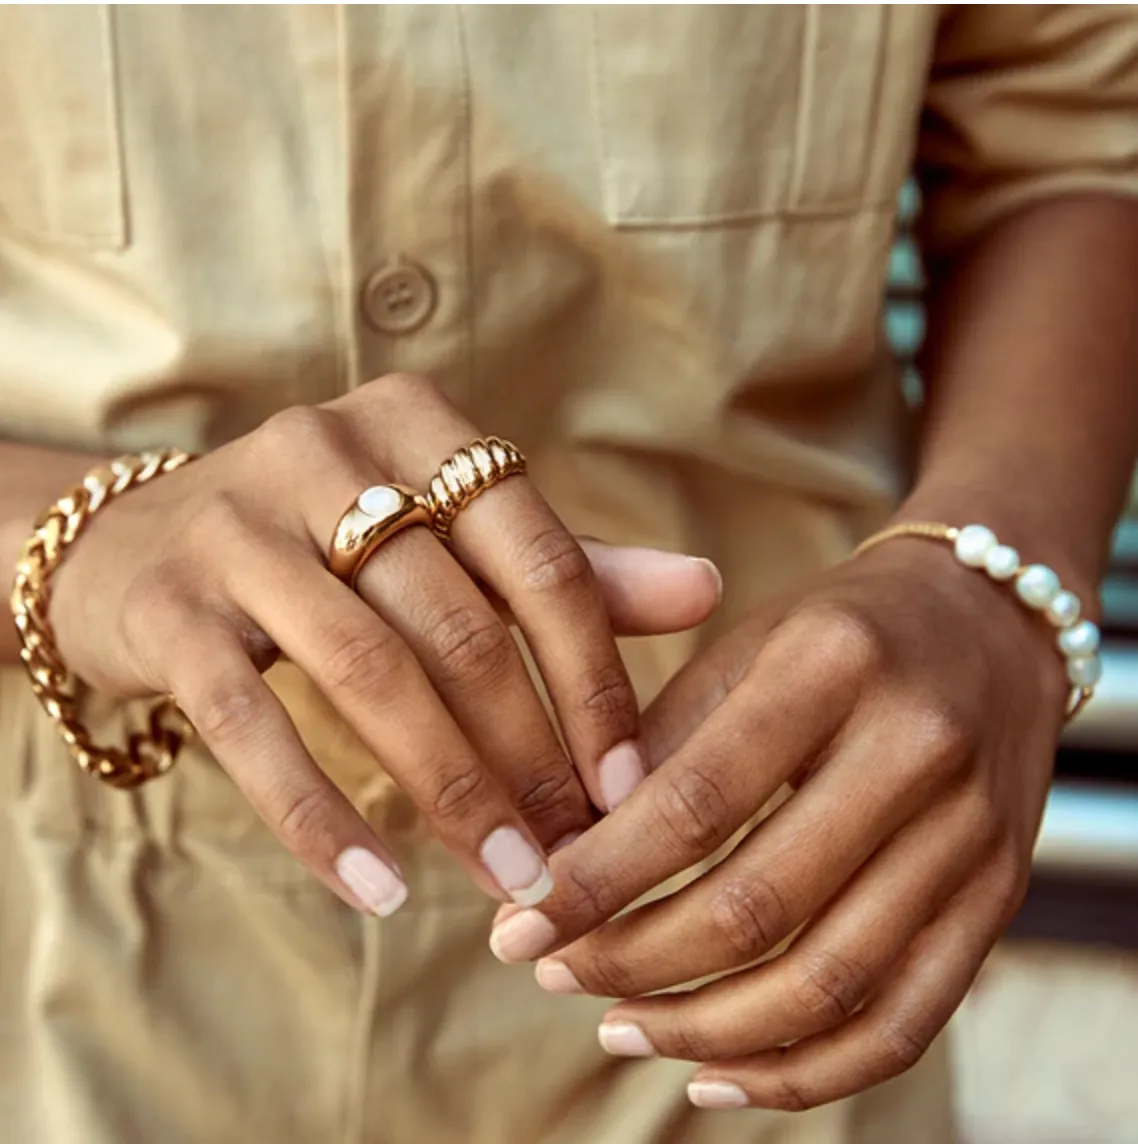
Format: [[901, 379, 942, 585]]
[[854, 521, 1099, 723], [10, 450, 196, 789]]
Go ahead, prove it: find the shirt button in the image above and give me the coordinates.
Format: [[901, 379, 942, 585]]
[[361, 258, 437, 335]]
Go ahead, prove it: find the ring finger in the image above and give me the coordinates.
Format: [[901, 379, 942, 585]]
[[353, 523, 595, 851]]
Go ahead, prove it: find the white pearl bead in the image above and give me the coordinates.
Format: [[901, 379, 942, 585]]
[[954, 524, 998, 568], [984, 545, 1020, 581], [1058, 620, 1101, 659], [1046, 590, 1081, 628], [1015, 564, 1061, 609], [1066, 654, 1103, 688]]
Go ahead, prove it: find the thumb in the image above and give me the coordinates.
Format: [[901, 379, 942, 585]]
[[579, 538, 722, 636]]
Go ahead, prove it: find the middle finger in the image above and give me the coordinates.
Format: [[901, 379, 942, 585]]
[[354, 523, 595, 850]]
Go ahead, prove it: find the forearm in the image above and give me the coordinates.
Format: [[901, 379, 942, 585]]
[[0, 441, 103, 664], [901, 195, 1138, 605]]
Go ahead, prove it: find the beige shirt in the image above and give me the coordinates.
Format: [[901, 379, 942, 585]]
[[2, 6, 1137, 1143]]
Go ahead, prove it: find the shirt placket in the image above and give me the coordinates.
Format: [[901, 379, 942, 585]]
[[338, 4, 473, 403]]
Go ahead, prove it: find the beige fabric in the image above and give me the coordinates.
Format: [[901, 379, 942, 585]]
[[1, 5, 1136, 1141]]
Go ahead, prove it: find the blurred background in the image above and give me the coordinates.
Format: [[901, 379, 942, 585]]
[[888, 182, 1138, 1144]]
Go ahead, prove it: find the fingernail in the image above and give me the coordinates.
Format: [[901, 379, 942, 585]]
[[551, 830, 584, 853], [480, 826, 554, 906], [687, 1080, 749, 1109], [489, 908, 558, 963], [598, 740, 646, 811], [689, 556, 724, 602], [335, 847, 408, 918], [535, 959, 583, 994], [598, 1021, 656, 1057]]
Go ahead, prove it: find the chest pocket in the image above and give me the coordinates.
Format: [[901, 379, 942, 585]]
[[590, 5, 887, 227], [0, 6, 125, 248]]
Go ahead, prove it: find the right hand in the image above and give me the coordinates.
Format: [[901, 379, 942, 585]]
[[48, 375, 721, 916]]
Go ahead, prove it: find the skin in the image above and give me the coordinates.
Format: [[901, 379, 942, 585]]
[[487, 196, 1138, 1109], [1, 374, 721, 913]]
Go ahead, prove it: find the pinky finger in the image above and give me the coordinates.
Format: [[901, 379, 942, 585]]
[[172, 630, 409, 917], [688, 863, 1020, 1112]]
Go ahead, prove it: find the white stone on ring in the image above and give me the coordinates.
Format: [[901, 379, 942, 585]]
[[1015, 564, 1061, 609], [954, 524, 997, 568], [357, 485, 403, 519]]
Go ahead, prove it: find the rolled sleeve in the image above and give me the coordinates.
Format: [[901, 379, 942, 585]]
[[918, 4, 1138, 259]]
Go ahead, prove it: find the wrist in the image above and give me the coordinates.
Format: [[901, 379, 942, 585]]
[[894, 477, 1108, 620]]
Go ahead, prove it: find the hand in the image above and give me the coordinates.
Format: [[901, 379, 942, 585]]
[[48, 375, 721, 915], [488, 537, 1068, 1110]]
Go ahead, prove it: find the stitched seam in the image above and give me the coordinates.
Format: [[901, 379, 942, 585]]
[[609, 199, 896, 232], [789, 3, 817, 208], [335, 5, 358, 395], [343, 916, 383, 1144], [587, 9, 613, 221], [454, 5, 476, 403]]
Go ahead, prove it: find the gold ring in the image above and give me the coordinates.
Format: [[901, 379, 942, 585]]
[[328, 484, 431, 587], [426, 437, 526, 539]]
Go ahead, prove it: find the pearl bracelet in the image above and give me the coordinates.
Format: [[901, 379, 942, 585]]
[[853, 521, 1100, 721]]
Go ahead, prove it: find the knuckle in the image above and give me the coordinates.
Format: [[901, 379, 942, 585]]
[[783, 600, 888, 685], [318, 626, 402, 698], [366, 372, 437, 404], [904, 699, 974, 777], [512, 760, 582, 824], [666, 1017, 719, 1062], [185, 490, 247, 549], [579, 661, 638, 730], [257, 403, 343, 457], [516, 526, 593, 594], [430, 604, 515, 689], [349, 374, 441, 421], [274, 784, 333, 854], [191, 678, 263, 745], [576, 946, 637, 999], [424, 764, 492, 823], [876, 1018, 930, 1075], [118, 563, 189, 662], [708, 874, 790, 960], [790, 949, 869, 1025], [653, 766, 732, 859], [768, 1075, 813, 1113], [562, 863, 625, 922]]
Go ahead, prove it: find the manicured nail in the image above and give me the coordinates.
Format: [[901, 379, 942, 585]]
[[535, 959, 583, 994], [551, 830, 584, 853], [480, 826, 554, 906], [687, 1080, 749, 1109], [690, 556, 724, 602], [489, 908, 558, 963], [335, 847, 408, 918], [598, 740, 646, 811], [598, 1021, 656, 1057]]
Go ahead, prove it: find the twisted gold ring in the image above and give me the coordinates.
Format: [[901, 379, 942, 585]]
[[328, 484, 431, 587], [426, 437, 526, 540]]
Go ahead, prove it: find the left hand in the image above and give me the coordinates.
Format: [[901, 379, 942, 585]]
[[488, 536, 1073, 1110]]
